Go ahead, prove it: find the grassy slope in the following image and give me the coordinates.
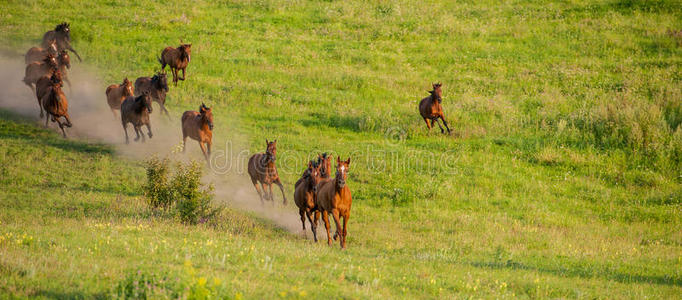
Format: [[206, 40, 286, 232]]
[[1, 0, 681, 298]]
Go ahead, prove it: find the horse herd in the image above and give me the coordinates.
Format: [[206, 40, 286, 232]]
[[20, 23, 455, 249]]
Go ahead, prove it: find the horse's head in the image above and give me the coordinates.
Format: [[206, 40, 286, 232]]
[[138, 91, 152, 113], [199, 103, 214, 130], [179, 43, 192, 63], [264, 139, 277, 163], [430, 82, 443, 103], [335, 156, 351, 188], [318, 152, 332, 178], [58, 50, 70, 69], [154, 71, 169, 92], [43, 53, 59, 70], [307, 160, 322, 192], [55, 22, 71, 38], [122, 78, 134, 96]]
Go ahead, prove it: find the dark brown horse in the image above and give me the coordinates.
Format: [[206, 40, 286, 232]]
[[135, 71, 170, 116], [418, 82, 451, 134], [36, 70, 63, 118], [294, 160, 323, 241], [295, 153, 331, 187], [317, 157, 352, 249], [247, 139, 287, 205], [181, 103, 214, 162], [40, 75, 72, 137], [106, 78, 134, 118], [23, 54, 59, 93], [120, 91, 153, 144], [56, 50, 72, 90], [158, 43, 191, 86], [42, 22, 81, 62], [25, 39, 58, 65]]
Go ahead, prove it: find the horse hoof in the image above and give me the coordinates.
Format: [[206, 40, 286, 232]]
[[148, 133, 153, 138]]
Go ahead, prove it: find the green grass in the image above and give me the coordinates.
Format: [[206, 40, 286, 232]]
[[1, 0, 681, 298]]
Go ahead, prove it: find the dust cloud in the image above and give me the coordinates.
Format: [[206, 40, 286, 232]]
[[0, 55, 304, 235]]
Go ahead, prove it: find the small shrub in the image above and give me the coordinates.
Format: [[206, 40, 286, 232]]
[[143, 158, 220, 224]]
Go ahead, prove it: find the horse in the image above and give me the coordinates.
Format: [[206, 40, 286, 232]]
[[36, 70, 63, 118], [120, 91, 153, 144], [294, 160, 323, 241], [181, 103, 214, 162], [42, 22, 81, 62], [56, 50, 72, 90], [40, 74, 72, 137], [134, 71, 170, 117], [106, 78, 134, 118], [23, 54, 59, 93], [247, 139, 287, 205], [418, 82, 451, 134], [158, 43, 191, 86], [295, 153, 331, 187], [25, 39, 58, 65], [317, 157, 352, 249]]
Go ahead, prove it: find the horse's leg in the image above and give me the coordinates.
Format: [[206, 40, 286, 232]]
[[274, 179, 287, 205], [180, 68, 186, 81], [433, 118, 445, 134], [321, 210, 332, 246], [123, 123, 130, 144], [44, 112, 50, 128], [146, 123, 153, 138], [423, 117, 432, 130], [341, 213, 349, 249], [331, 210, 343, 248], [268, 183, 274, 204], [63, 113, 72, 127], [133, 125, 141, 142], [160, 102, 170, 117], [306, 210, 318, 242], [65, 77, 72, 93], [199, 141, 208, 162], [440, 115, 451, 134], [55, 118, 66, 138], [252, 179, 264, 204], [259, 182, 268, 204], [299, 209, 306, 231], [172, 68, 178, 86], [111, 109, 117, 120], [182, 131, 188, 153]]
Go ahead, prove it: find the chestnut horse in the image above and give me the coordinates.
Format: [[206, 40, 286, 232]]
[[25, 39, 58, 65], [158, 43, 191, 86], [295, 153, 331, 187], [42, 22, 81, 62], [418, 82, 451, 134], [135, 71, 170, 117], [106, 78, 134, 118], [294, 160, 322, 241], [317, 157, 352, 248], [23, 54, 58, 93], [247, 139, 287, 205], [40, 75, 72, 137], [181, 103, 214, 162], [120, 91, 153, 144], [36, 70, 63, 118], [56, 50, 72, 90]]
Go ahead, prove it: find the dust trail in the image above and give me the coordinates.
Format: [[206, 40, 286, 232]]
[[0, 55, 304, 235]]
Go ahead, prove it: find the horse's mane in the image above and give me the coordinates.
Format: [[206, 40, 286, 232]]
[[55, 22, 69, 32], [178, 45, 190, 60]]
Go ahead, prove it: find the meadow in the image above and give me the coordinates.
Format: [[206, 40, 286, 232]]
[[0, 0, 681, 298]]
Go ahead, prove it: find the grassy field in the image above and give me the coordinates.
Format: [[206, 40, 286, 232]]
[[1, 0, 681, 298]]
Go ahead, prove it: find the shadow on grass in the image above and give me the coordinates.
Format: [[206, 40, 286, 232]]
[[468, 259, 681, 287], [0, 108, 114, 155], [301, 112, 363, 132]]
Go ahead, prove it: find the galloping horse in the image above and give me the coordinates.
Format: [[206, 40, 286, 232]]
[[158, 43, 191, 86], [135, 71, 170, 116], [181, 103, 214, 162], [106, 78, 134, 118], [317, 157, 352, 249], [120, 91, 153, 144], [23, 54, 58, 93], [42, 22, 81, 62], [25, 39, 58, 65], [247, 139, 287, 205], [36, 70, 63, 118], [40, 74, 72, 137], [418, 82, 451, 134], [294, 160, 323, 241]]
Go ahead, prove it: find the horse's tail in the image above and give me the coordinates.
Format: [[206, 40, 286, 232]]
[[105, 85, 113, 96]]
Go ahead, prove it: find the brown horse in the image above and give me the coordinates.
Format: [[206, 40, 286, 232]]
[[40, 75, 72, 137], [247, 139, 287, 205], [158, 43, 191, 86], [42, 22, 81, 62], [23, 54, 59, 93], [120, 91, 153, 144], [25, 39, 58, 65], [317, 157, 352, 249], [418, 82, 451, 134], [106, 78, 134, 118], [294, 160, 323, 241], [135, 71, 170, 117], [56, 50, 72, 90], [295, 153, 331, 187], [36, 70, 63, 118], [181, 103, 214, 162]]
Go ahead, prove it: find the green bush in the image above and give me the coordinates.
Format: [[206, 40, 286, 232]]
[[143, 158, 219, 224]]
